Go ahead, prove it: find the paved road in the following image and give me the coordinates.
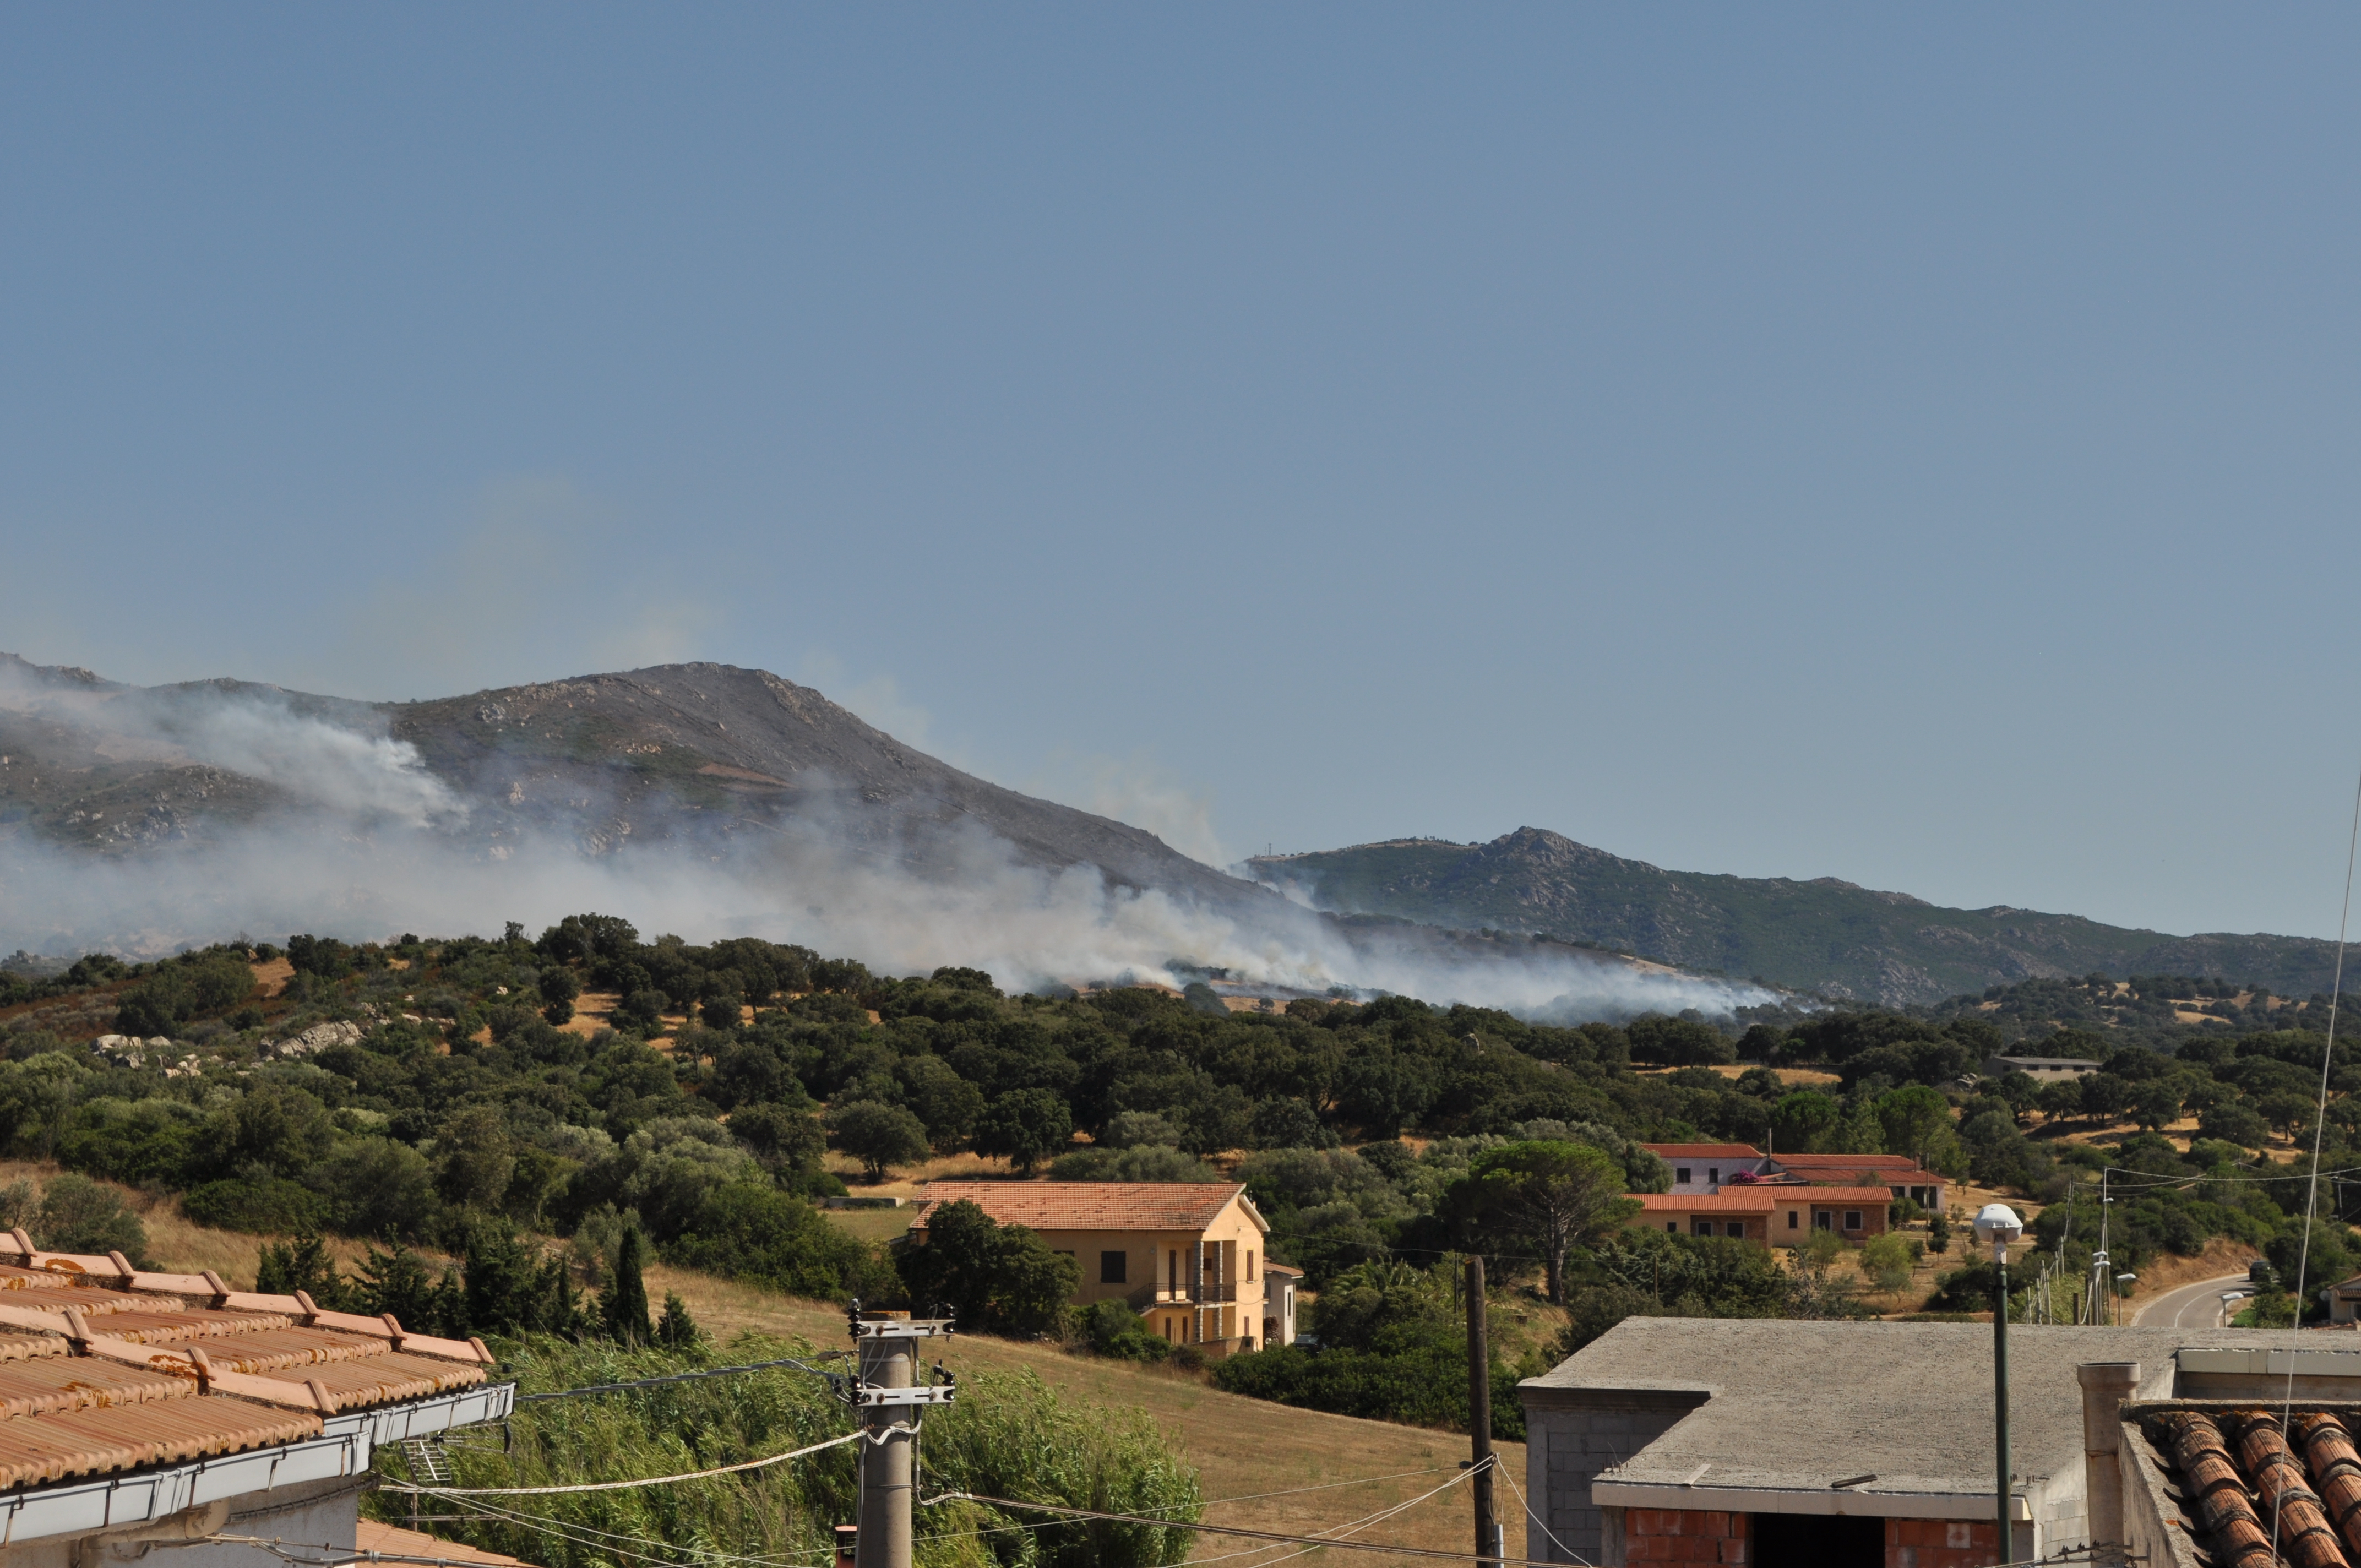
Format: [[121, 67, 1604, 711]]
[[2133, 1273, 2255, 1327]]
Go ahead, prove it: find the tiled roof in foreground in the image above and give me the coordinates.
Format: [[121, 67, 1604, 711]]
[[0, 1236, 492, 1491], [909, 1182, 1256, 1233], [2138, 1404, 2361, 1568]]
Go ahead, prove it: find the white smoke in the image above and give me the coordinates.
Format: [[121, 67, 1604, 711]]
[[163, 701, 461, 827], [0, 668, 1776, 1023], [0, 666, 460, 828]]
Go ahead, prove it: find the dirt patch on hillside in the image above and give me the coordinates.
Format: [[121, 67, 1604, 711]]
[[249, 957, 293, 994], [558, 990, 619, 1038]]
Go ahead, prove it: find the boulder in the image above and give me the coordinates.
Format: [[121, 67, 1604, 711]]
[[258, 1020, 365, 1060]]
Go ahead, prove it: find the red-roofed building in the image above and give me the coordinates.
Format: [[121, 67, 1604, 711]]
[[908, 1183, 1279, 1355], [1636, 1141, 1945, 1213], [1640, 1144, 1774, 1193], [1630, 1185, 1897, 1244]]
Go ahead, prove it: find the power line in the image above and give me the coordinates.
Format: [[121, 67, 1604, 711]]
[[2273, 752, 2361, 1563], [385, 1427, 906, 1496]]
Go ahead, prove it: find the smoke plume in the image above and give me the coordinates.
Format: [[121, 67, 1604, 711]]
[[0, 673, 1777, 1022]]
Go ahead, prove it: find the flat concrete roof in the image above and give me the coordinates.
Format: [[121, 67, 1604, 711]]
[[1521, 1318, 2289, 1504]]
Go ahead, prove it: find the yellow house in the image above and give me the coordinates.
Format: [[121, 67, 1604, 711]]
[[906, 1182, 1284, 1355]]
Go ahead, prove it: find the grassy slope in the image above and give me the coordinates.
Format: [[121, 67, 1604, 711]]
[[1253, 831, 2341, 1006], [646, 1264, 1524, 1560]]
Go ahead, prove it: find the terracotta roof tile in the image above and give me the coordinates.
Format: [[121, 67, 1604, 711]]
[[2141, 1406, 2361, 1567], [1639, 1144, 1763, 1159], [0, 1357, 194, 1418], [89, 1308, 294, 1342], [0, 1334, 67, 1364], [358, 1523, 535, 1568], [0, 1397, 322, 1488], [195, 1327, 406, 1374], [0, 1246, 497, 1495], [910, 1182, 1255, 1233]]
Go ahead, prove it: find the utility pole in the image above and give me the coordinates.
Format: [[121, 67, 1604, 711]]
[[850, 1308, 955, 1568], [1465, 1256, 1500, 1568]]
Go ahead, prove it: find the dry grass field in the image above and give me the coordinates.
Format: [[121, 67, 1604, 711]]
[[645, 1264, 1524, 1563]]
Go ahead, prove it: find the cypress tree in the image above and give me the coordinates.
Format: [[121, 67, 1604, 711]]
[[601, 1227, 651, 1346]]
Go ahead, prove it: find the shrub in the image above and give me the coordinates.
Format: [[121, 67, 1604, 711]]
[[1048, 1145, 1222, 1183], [35, 1175, 149, 1261], [653, 1291, 700, 1349], [308, 1137, 440, 1241], [111, 951, 257, 1036], [255, 1233, 355, 1309], [183, 1175, 330, 1235], [56, 1098, 206, 1186], [1209, 1342, 1524, 1440], [1860, 1232, 1914, 1295], [666, 1183, 869, 1300], [1079, 1299, 1171, 1362]]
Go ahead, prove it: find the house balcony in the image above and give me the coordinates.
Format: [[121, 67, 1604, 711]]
[[1147, 1283, 1237, 1304]]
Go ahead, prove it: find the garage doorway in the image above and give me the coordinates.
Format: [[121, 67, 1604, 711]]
[[1753, 1511, 1881, 1567]]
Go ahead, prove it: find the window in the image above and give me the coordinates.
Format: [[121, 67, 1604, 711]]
[[1814, 1210, 1833, 1231], [1676, 1167, 1692, 1184], [1709, 1167, 1720, 1184], [1168, 1250, 1179, 1290], [1844, 1210, 1863, 1231], [1692, 1219, 1713, 1237], [1787, 1210, 1799, 1231], [1666, 1222, 1678, 1233], [1100, 1250, 1128, 1284], [1247, 1251, 1255, 1280], [1726, 1221, 1746, 1238]]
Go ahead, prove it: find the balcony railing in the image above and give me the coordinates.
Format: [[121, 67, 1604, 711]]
[[1149, 1283, 1237, 1304]]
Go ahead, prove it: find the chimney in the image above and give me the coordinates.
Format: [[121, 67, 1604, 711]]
[[2076, 1361, 2140, 1560]]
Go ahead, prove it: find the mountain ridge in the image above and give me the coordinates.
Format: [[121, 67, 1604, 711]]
[[0, 652, 1269, 914], [1246, 825, 2344, 1008]]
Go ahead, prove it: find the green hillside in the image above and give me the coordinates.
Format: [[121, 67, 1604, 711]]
[[1248, 827, 2343, 1008]]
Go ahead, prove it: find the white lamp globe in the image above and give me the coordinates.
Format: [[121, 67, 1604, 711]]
[[1972, 1203, 2023, 1261]]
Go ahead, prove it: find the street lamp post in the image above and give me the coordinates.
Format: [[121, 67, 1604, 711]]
[[1974, 1203, 2025, 1562]]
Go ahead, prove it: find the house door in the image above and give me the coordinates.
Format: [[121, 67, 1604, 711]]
[[1753, 1512, 1880, 1568]]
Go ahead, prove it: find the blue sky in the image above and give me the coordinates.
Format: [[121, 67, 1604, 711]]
[[6, 8, 2358, 941]]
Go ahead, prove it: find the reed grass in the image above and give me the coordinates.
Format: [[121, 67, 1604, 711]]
[[368, 1332, 1199, 1568]]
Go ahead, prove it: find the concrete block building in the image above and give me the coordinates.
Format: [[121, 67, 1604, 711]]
[[1517, 1318, 2343, 1567]]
